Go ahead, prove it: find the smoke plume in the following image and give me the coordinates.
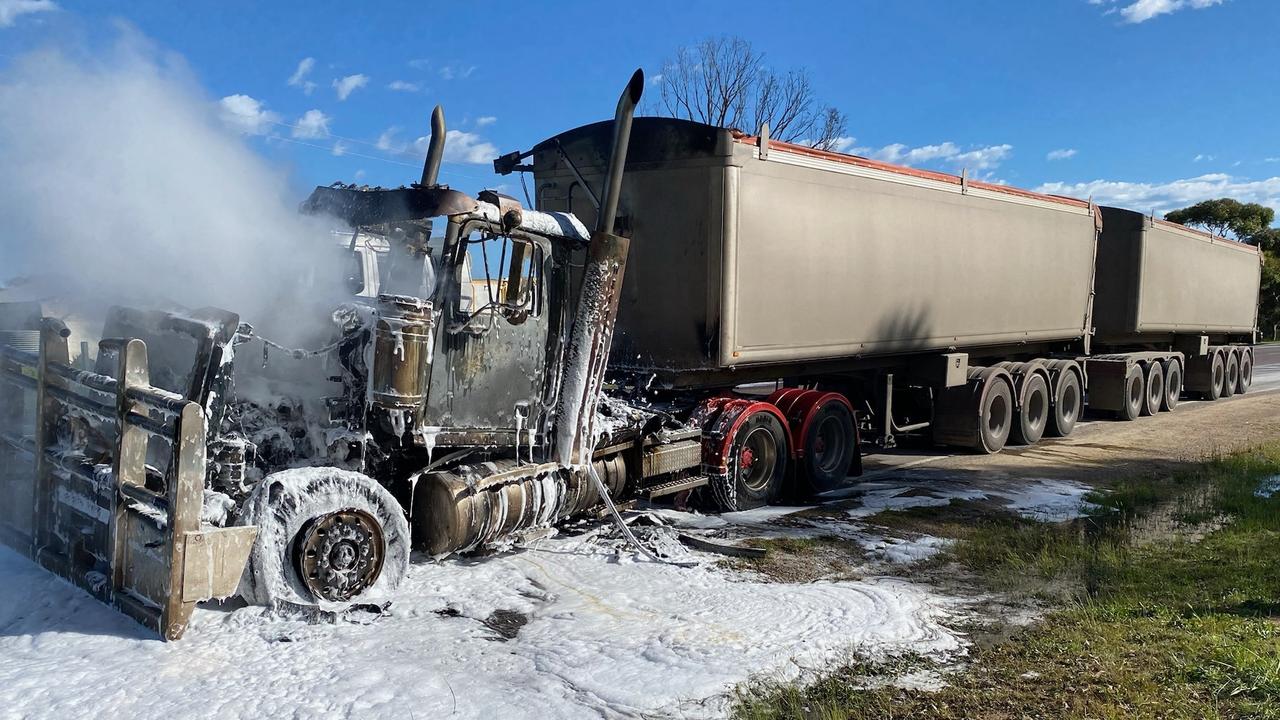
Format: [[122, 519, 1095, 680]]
[[0, 27, 348, 346]]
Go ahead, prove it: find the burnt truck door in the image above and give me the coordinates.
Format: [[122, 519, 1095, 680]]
[[423, 222, 551, 446]]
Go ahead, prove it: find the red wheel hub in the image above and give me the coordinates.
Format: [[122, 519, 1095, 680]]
[[739, 446, 756, 470]]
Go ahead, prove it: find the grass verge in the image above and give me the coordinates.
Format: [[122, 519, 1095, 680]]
[[734, 444, 1280, 719]]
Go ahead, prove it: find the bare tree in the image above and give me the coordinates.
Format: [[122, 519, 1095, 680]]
[[654, 36, 848, 150]]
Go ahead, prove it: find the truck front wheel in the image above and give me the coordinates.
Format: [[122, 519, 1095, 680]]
[[709, 411, 789, 512], [239, 468, 410, 609]]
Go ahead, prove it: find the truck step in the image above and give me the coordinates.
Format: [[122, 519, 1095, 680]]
[[641, 475, 709, 499]]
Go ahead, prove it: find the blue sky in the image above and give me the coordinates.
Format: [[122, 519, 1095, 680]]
[[2, 0, 1278, 217]]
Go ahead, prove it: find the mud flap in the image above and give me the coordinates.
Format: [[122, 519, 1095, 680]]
[[0, 312, 254, 640]]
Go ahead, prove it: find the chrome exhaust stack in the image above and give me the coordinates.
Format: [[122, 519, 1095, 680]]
[[419, 105, 446, 187], [555, 69, 644, 467]]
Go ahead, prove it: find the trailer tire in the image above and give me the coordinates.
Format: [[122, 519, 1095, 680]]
[[1047, 367, 1081, 438], [1118, 364, 1144, 421], [1237, 349, 1252, 394], [1163, 359, 1182, 411], [798, 400, 858, 495], [709, 410, 789, 511], [1224, 351, 1240, 397], [1205, 352, 1225, 401], [978, 377, 1014, 454], [239, 468, 410, 609], [1142, 362, 1164, 416], [1011, 373, 1049, 445]]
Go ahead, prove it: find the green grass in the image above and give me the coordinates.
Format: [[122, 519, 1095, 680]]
[[734, 445, 1280, 720]]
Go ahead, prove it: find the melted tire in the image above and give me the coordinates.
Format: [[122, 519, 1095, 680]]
[[239, 468, 410, 609]]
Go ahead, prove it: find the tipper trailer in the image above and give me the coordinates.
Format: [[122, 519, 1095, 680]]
[[0, 70, 1263, 639]]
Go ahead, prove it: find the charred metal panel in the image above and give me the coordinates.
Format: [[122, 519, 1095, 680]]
[[1094, 206, 1261, 339]]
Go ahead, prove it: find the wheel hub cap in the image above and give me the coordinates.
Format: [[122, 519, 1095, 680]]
[[295, 509, 385, 603]]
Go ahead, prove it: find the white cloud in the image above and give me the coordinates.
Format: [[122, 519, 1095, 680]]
[[0, 0, 57, 27], [1193, 153, 1215, 162], [438, 64, 476, 81], [375, 127, 402, 153], [648, 73, 664, 87], [331, 140, 347, 157], [218, 94, 280, 135], [1047, 148, 1078, 161], [829, 136, 858, 154], [1035, 173, 1280, 216], [387, 80, 420, 92], [1266, 157, 1280, 163], [475, 116, 497, 127], [852, 140, 1013, 174], [407, 58, 431, 71], [332, 73, 368, 101], [287, 57, 316, 94], [1117, 0, 1224, 24], [438, 130, 497, 164], [291, 109, 330, 139]]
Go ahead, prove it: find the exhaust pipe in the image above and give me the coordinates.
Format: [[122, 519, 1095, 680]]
[[555, 69, 644, 467], [419, 105, 446, 187], [597, 69, 645, 234]]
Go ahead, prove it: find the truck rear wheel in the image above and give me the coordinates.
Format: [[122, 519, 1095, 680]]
[[799, 400, 857, 495], [1205, 352, 1225, 400], [1118, 364, 1144, 421], [1142, 362, 1164, 416], [239, 468, 410, 608], [978, 378, 1014, 453], [709, 410, 789, 512], [1237, 349, 1252, 394], [1011, 373, 1049, 445], [1163, 359, 1182, 411], [1224, 351, 1240, 396], [1047, 367, 1081, 438]]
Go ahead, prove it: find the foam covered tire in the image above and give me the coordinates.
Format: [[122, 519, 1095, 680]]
[[1118, 365, 1144, 421], [1142, 362, 1164, 416], [799, 400, 857, 495], [1047, 368, 1082, 438], [239, 468, 409, 609], [1163, 359, 1182, 411], [1011, 373, 1049, 445], [709, 411, 788, 512], [1237, 349, 1252, 394], [1205, 352, 1225, 401], [978, 378, 1014, 454], [1224, 351, 1240, 396]]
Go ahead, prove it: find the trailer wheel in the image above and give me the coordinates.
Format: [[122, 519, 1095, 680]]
[[1204, 352, 1226, 400], [239, 468, 410, 608], [1011, 373, 1049, 445], [1163, 359, 1182, 411], [799, 400, 858, 495], [1047, 367, 1081, 438], [1224, 351, 1240, 397], [710, 410, 789, 511], [978, 377, 1014, 454], [1118, 364, 1144, 421], [1237, 349, 1252, 394], [1142, 362, 1164, 416]]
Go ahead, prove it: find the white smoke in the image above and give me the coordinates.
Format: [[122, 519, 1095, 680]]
[[0, 28, 350, 346]]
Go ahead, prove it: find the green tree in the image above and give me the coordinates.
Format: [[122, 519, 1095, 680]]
[[1165, 198, 1280, 339], [1164, 198, 1278, 248]]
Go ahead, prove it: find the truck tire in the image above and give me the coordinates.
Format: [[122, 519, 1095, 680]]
[[1142, 362, 1164, 416], [1163, 359, 1182, 411], [1011, 373, 1049, 445], [799, 400, 858, 495], [1118, 364, 1144, 421], [239, 468, 410, 609], [1205, 352, 1225, 400], [1224, 351, 1240, 396], [1237, 349, 1252, 394], [709, 410, 789, 511], [978, 377, 1014, 453], [1047, 367, 1081, 438]]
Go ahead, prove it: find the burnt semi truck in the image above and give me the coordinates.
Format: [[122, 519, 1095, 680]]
[[0, 70, 1263, 639]]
